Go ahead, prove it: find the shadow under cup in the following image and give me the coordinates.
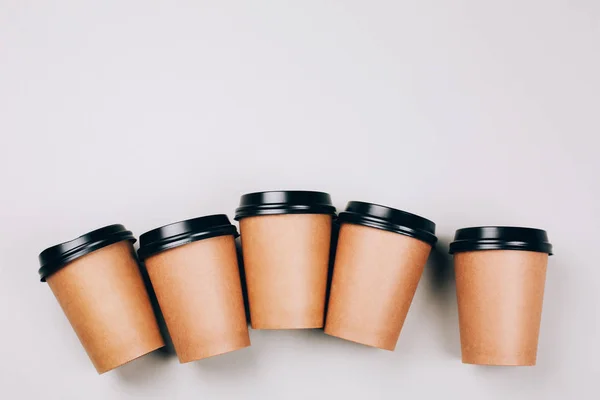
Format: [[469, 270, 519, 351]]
[[38, 225, 164, 374], [235, 190, 336, 329], [138, 215, 250, 363], [449, 226, 554, 366], [324, 202, 437, 350]]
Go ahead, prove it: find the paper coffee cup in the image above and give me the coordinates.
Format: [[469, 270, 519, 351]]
[[324, 202, 437, 350], [138, 215, 250, 363], [449, 226, 553, 366], [38, 225, 164, 374], [235, 191, 336, 329]]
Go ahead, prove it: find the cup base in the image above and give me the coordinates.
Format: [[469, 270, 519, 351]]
[[97, 341, 165, 374], [250, 322, 324, 330], [178, 336, 251, 363], [324, 327, 396, 351], [462, 355, 536, 367]]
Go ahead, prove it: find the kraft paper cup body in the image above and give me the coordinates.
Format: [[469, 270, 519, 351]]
[[138, 215, 250, 363], [324, 202, 437, 350], [449, 226, 553, 366], [235, 191, 336, 329], [38, 225, 164, 374]]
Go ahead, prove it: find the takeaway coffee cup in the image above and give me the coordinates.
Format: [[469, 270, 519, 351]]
[[235, 190, 336, 329], [138, 215, 250, 363], [324, 202, 437, 350], [38, 225, 164, 374], [449, 226, 553, 366]]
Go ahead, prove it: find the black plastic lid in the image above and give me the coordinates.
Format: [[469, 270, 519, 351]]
[[234, 190, 336, 220], [138, 214, 238, 259], [449, 226, 553, 255], [337, 201, 437, 245], [38, 224, 135, 282]]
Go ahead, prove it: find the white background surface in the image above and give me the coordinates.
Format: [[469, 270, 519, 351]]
[[1, 1, 599, 399]]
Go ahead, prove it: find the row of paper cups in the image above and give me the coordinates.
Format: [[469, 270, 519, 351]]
[[38, 191, 553, 373]]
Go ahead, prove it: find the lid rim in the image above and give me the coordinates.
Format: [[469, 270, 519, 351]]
[[137, 215, 238, 260], [234, 190, 336, 220], [449, 241, 553, 254], [235, 204, 336, 219], [338, 211, 437, 245], [345, 201, 436, 227], [138, 226, 238, 259], [38, 225, 135, 282], [337, 201, 437, 245], [449, 226, 553, 255]]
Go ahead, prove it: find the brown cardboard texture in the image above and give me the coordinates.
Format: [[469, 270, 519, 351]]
[[324, 223, 431, 350], [144, 235, 250, 362], [240, 214, 332, 329], [454, 250, 548, 366], [47, 241, 164, 374]]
